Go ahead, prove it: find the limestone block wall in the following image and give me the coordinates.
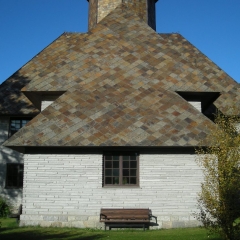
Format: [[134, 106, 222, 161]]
[[41, 101, 54, 111], [0, 117, 23, 210], [20, 153, 202, 228], [189, 101, 202, 112]]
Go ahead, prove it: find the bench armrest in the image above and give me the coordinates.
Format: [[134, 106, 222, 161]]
[[149, 214, 157, 224], [100, 213, 107, 220]]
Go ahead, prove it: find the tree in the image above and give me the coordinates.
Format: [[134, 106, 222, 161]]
[[195, 111, 240, 240]]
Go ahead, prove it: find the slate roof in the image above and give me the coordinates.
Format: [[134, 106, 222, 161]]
[[2, 4, 240, 148], [0, 73, 39, 115]]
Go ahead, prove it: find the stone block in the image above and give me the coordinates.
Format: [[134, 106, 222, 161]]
[[40, 221, 52, 227], [43, 215, 59, 221], [51, 222, 63, 227], [74, 216, 89, 221], [170, 215, 179, 221], [172, 221, 186, 228], [71, 221, 85, 228], [58, 216, 68, 222], [162, 221, 172, 229]]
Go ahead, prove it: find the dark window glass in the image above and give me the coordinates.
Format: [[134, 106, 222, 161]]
[[5, 164, 24, 188], [105, 161, 112, 168], [113, 161, 119, 168], [130, 161, 137, 168], [103, 153, 139, 186], [105, 155, 112, 160], [9, 118, 31, 137], [123, 161, 129, 168], [130, 177, 137, 184], [123, 169, 129, 176]]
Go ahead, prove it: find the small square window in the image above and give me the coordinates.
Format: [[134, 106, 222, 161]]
[[5, 164, 24, 189], [103, 153, 139, 187], [9, 118, 31, 137]]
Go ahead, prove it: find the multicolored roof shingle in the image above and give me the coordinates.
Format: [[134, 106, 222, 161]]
[[2, 4, 240, 148]]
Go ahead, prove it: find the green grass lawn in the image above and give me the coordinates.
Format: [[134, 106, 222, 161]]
[[0, 218, 222, 240]]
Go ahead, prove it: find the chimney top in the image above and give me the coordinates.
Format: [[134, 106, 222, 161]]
[[87, 0, 158, 31]]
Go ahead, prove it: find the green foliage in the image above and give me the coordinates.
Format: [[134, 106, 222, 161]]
[[195, 111, 240, 240], [0, 196, 11, 217]]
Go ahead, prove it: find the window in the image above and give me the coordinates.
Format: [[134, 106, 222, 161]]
[[9, 118, 31, 137], [176, 91, 220, 121], [103, 153, 139, 186], [5, 164, 24, 188]]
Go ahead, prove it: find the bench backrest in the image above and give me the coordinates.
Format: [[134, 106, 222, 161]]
[[100, 208, 151, 220]]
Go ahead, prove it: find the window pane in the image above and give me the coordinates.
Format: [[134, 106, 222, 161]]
[[105, 155, 112, 160], [113, 169, 119, 176], [19, 164, 24, 172], [123, 177, 129, 184], [123, 161, 129, 168], [10, 130, 18, 135], [11, 120, 20, 129], [105, 177, 112, 184], [6, 164, 24, 188], [123, 169, 129, 176], [8, 165, 18, 175], [7, 180, 13, 187], [113, 156, 119, 161], [12, 179, 18, 186], [123, 156, 129, 160], [105, 161, 112, 168], [130, 155, 136, 160], [19, 179, 23, 188], [112, 161, 119, 168], [22, 120, 30, 126], [130, 169, 137, 177], [130, 177, 137, 184], [130, 161, 137, 168], [113, 177, 119, 184], [105, 169, 112, 176]]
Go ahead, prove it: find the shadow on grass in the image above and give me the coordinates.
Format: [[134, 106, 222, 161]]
[[0, 228, 107, 240]]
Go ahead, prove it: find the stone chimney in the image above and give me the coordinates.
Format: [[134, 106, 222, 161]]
[[87, 0, 158, 31]]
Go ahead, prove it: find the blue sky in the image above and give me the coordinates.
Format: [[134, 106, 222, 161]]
[[0, 0, 240, 84]]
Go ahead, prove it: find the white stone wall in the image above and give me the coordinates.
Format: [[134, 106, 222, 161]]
[[41, 101, 54, 111], [0, 117, 23, 210], [188, 101, 201, 112], [20, 153, 202, 228]]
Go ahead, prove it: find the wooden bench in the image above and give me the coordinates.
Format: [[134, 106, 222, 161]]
[[8, 204, 22, 222], [100, 208, 157, 230]]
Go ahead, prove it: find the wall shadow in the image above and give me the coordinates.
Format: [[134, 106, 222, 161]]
[[0, 72, 39, 115], [0, 146, 24, 211]]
